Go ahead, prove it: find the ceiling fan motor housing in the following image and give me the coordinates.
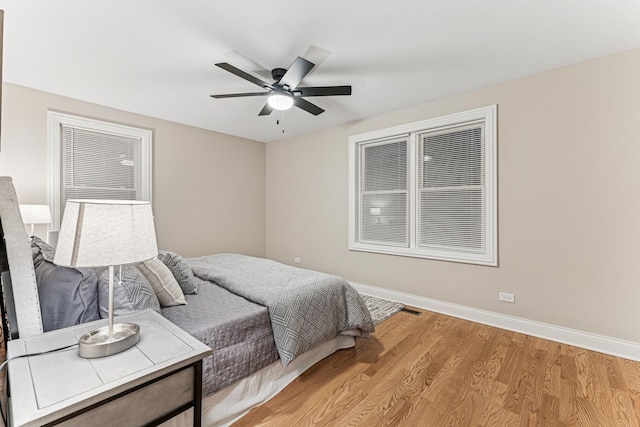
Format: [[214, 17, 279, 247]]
[[271, 67, 287, 83]]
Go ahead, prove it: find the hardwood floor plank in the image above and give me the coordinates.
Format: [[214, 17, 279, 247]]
[[628, 391, 640, 426], [496, 339, 525, 386], [575, 396, 600, 427], [611, 390, 640, 427], [233, 308, 640, 426], [540, 392, 560, 426], [559, 377, 579, 425], [542, 357, 562, 399], [519, 347, 547, 423], [606, 356, 629, 391], [585, 350, 616, 423], [621, 359, 640, 393]]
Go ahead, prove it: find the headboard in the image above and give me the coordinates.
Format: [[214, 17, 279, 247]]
[[0, 176, 43, 339]]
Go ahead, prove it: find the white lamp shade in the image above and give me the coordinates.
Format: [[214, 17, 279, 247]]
[[54, 199, 158, 268], [267, 93, 294, 111], [19, 204, 52, 225], [369, 207, 381, 216]]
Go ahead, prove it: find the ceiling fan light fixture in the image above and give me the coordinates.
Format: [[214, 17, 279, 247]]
[[267, 93, 294, 111]]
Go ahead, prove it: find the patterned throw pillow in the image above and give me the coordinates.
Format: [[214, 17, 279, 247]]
[[137, 258, 187, 307], [97, 265, 161, 317], [158, 250, 197, 294]]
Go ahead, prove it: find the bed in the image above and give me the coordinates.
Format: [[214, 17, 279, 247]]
[[0, 176, 375, 426]]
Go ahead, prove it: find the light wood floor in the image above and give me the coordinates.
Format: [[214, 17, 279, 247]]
[[233, 308, 640, 426]]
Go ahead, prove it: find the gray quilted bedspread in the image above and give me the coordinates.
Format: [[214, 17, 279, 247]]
[[161, 276, 279, 395], [188, 253, 375, 366]]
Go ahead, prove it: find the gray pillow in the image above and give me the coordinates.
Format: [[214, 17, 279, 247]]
[[158, 250, 197, 294], [33, 253, 100, 332], [98, 265, 161, 317], [31, 235, 56, 262]]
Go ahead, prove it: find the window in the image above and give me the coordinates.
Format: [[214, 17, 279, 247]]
[[348, 105, 497, 265], [48, 112, 152, 229]]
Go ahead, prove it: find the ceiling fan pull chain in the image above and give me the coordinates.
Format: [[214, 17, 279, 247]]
[[277, 110, 286, 133]]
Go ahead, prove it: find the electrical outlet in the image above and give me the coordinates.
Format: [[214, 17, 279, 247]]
[[294, 257, 301, 264], [498, 292, 515, 303]]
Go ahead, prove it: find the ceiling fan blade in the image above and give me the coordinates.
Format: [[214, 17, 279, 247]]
[[279, 57, 314, 90], [210, 92, 270, 98], [294, 97, 324, 116], [301, 45, 331, 70], [222, 50, 272, 80], [215, 63, 274, 90], [296, 86, 352, 97], [258, 102, 274, 116]]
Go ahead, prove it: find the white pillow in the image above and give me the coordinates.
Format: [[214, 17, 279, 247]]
[[137, 258, 187, 307]]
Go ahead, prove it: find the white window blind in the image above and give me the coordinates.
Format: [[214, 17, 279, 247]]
[[48, 112, 152, 229], [418, 123, 485, 253], [359, 138, 408, 246], [348, 105, 497, 266], [62, 126, 140, 206]]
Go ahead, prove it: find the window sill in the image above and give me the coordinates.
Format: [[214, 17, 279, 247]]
[[348, 243, 497, 266]]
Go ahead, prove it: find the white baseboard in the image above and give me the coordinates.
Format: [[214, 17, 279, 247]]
[[351, 281, 640, 362]]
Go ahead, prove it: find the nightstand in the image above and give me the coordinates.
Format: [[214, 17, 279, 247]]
[[6, 310, 211, 427]]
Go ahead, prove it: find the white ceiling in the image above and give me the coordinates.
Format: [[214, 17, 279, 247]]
[[1, 1, 640, 143]]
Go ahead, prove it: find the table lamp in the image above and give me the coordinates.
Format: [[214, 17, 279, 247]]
[[19, 204, 52, 236], [54, 199, 158, 358]]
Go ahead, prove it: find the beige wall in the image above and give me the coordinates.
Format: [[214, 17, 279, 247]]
[[0, 83, 266, 257], [3, 47, 639, 344], [266, 47, 640, 343]]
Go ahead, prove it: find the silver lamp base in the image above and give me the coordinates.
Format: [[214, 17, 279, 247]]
[[78, 323, 140, 358]]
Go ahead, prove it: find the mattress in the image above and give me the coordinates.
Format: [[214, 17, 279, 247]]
[[161, 276, 279, 395]]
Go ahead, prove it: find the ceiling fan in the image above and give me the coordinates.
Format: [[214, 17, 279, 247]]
[[210, 56, 351, 116]]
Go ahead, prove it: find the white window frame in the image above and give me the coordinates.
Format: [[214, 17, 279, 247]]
[[348, 105, 497, 266], [47, 111, 152, 230]]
